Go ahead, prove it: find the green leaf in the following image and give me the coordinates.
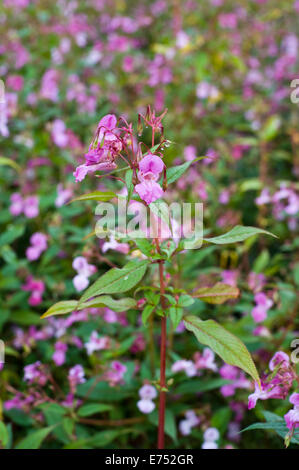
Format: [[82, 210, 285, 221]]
[[149, 409, 177, 443], [79, 260, 150, 305], [0, 225, 25, 248], [77, 403, 114, 417], [259, 115, 281, 142], [193, 283, 239, 304], [41, 300, 78, 318], [142, 304, 155, 325], [82, 296, 137, 312], [177, 295, 194, 307], [204, 225, 276, 245], [15, 426, 54, 449], [0, 156, 21, 172], [166, 157, 206, 184], [135, 238, 155, 257], [69, 191, 116, 203], [184, 315, 260, 384], [41, 296, 137, 319], [169, 306, 184, 329], [0, 422, 9, 448], [125, 169, 134, 203]]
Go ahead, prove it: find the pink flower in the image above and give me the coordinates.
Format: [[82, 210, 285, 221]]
[[55, 184, 73, 207], [10, 193, 24, 216], [23, 195, 39, 218], [68, 365, 86, 388], [102, 236, 129, 254], [53, 341, 67, 366], [24, 361, 48, 386], [221, 270, 238, 287], [85, 331, 110, 355], [284, 393, 299, 431], [194, 348, 218, 372], [9, 193, 39, 218], [106, 361, 127, 386], [220, 364, 251, 397], [137, 384, 157, 414], [251, 292, 273, 323], [179, 410, 200, 435], [135, 154, 165, 205], [26, 232, 47, 261], [73, 114, 121, 182], [22, 276, 45, 306], [72, 256, 96, 292], [137, 399, 155, 414], [171, 359, 197, 377]]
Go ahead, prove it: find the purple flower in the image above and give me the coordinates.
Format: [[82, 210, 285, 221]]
[[84, 331, 110, 355], [22, 276, 45, 306]]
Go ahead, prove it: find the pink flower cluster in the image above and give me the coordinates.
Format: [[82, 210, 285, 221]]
[[171, 348, 218, 377], [72, 256, 96, 292], [248, 351, 295, 409], [74, 114, 121, 182], [26, 232, 47, 261], [10, 193, 39, 218], [22, 276, 45, 306], [52, 341, 68, 366]]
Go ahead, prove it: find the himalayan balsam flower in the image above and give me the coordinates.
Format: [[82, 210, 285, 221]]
[[179, 410, 200, 436], [73, 114, 120, 182], [284, 393, 299, 432], [26, 232, 47, 261], [251, 292, 273, 323], [9, 193, 39, 218], [248, 351, 295, 409], [22, 276, 45, 306], [68, 365, 86, 388], [137, 384, 157, 414], [85, 331, 110, 355], [72, 256, 96, 292], [52, 341, 68, 366], [23, 361, 48, 386], [135, 153, 164, 205], [201, 427, 220, 449]]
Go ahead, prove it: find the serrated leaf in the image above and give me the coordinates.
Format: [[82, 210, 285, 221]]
[[15, 426, 54, 449], [184, 315, 260, 383], [204, 225, 276, 245], [193, 283, 239, 304], [69, 191, 116, 204], [79, 260, 150, 305]]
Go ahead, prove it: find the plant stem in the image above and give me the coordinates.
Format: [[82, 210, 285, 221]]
[[157, 257, 167, 449]]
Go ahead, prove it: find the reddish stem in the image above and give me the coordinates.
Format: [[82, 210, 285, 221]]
[[157, 257, 167, 449]]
